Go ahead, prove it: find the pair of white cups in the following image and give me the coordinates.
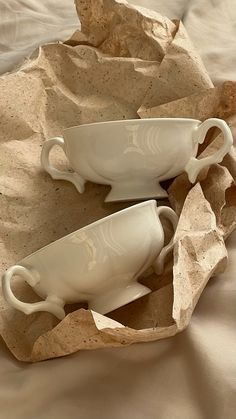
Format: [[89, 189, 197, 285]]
[[2, 118, 233, 319]]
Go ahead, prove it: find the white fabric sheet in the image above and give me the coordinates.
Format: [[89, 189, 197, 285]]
[[0, 0, 78, 74]]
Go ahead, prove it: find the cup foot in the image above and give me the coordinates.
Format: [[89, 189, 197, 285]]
[[88, 283, 151, 315], [105, 182, 168, 202]]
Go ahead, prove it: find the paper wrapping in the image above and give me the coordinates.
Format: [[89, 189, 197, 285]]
[[0, 0, 235, 362]]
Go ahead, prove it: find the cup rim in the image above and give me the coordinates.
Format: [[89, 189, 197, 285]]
[[21, 200, 157, 262], [63, 118, 201, 134]]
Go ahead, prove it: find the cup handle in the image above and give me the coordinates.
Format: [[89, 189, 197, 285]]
[[41, 137, 85, 193], [1, 265, 65, 319], [153, 206, 178, 275], [185, 118, 233, 183]]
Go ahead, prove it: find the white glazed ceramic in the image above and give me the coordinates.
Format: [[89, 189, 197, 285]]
[[1, 201, 178, 320], [41, 118, 233, 202]]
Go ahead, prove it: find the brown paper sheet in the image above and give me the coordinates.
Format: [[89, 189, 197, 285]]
[[68, 0, 176, 60], [0, 0, 235, 362]]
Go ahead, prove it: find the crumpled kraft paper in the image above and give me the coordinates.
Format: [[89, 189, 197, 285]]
[[141, 81, 236, 237], [0, 0, 235, 362]]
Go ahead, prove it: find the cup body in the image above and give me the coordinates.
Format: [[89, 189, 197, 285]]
[[19, 201, 164, 305], [63, 118, 200, 201]]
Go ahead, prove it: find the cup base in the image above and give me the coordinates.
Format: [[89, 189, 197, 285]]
[[105, 182, 168, 202], [88, 283, 151, 315]]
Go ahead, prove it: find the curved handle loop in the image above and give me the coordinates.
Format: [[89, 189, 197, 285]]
[[2, 265, 65, 320], [185, 118, 233, 183], [41, 137, 85, 193], [153, 206, 178, 275]]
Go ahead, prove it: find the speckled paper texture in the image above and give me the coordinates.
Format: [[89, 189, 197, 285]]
[[0, 0, 235, 362]]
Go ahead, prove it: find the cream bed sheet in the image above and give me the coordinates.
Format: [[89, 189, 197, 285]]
[[0, 1, 235, 418]]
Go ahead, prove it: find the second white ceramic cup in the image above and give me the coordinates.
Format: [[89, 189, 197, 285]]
[[2, 201, 178, 319]]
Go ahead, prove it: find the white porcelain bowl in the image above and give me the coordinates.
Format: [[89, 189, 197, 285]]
[[41, 118, 233, 202], [2, 201, 178, 319]]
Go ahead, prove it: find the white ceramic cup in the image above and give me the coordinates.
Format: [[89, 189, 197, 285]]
[[2, 201, 178, 319], [41, 118, 233, 202]]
